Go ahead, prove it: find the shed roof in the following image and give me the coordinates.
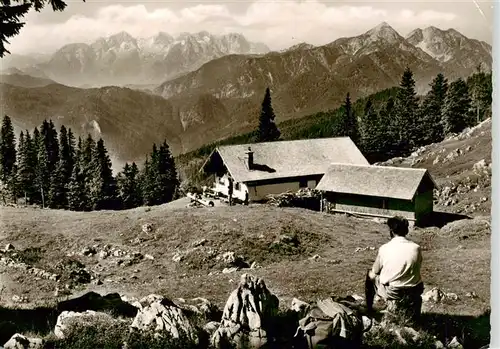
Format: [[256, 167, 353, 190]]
[[201, 137, 369, 183], [315, 163, 437, 201]]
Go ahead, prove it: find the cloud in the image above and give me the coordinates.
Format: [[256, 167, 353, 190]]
[[5, 0, 464, 55]]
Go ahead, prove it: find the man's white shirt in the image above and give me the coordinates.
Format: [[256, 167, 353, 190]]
[[371, 236, 423, 288]]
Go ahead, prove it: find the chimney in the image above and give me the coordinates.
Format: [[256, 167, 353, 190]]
[[245, 146, 254, 170]]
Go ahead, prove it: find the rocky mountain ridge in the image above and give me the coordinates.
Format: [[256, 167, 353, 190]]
[[0, 31, 270, 87]]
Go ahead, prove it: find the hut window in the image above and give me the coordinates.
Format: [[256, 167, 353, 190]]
[[235, 182, 241, 191], [299, 178, 307, 188]]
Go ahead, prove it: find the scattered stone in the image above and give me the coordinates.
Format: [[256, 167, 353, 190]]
[[192, 238, 207, 247], [466, 291, 478, 299], [144, 254, 154, 260], [290, 298, 310, 314], [4, 243, 15, 251], [355, 246, 376, 252], [172, 253, 183, 263], [81, 247, 96, 256], [11, 295, 28, 303], [222, 267, 238, 274], [445, 293, 459, 301], [434, 339, 445, 348], [447, 336, 464, 349], [4, 333, 44, 349], [142, 223, 154, 234], [422, 288, 445, 303], [309, 254, 321, 261], [250, 261, 261, 269]]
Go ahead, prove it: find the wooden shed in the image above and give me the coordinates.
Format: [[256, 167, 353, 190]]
[[200, 137, 369, 202], [316, 163, 437, 224]]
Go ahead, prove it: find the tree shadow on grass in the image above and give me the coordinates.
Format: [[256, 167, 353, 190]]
[[418, 310, 490, 349], [0, 292, 138, 344], [0, 306, 58, 344]]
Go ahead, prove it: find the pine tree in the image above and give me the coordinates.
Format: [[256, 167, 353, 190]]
[[393, 68, 419, 155], [417, 73, 449, 145], [256, 87, 280, 142], [337, 93, 360, 144], [443, 78, 474, 135], [0, 115, 17, 185]]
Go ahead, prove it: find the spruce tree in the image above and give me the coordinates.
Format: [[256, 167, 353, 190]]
[[17, 131, 37, 203], [256, 87, 280, 142], [67, 128, 76, 175], [118, 162, 142, 209], [379, 97, 399, 160], [155, 141, 179, 203], [35, 135, 49, 208], [417, 73, 448, 145], [48, 125, 72, 209], [393, 68, 419, 155], [0, 115, 17, 185], [443, 78, 474, 135], [87, 138, 118, 210], [67, 162, 87, 211], [337, 93, 360, 144], [39, 119, 59, 177], [360, 99, 382, 162], [467, 67, 492, 123], [140, 156, 155, 206]]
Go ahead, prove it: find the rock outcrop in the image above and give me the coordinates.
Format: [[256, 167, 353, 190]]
[[130, 296, 199, 343], [211, 273, 279, 349]]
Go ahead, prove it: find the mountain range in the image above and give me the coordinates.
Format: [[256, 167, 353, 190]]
[[0, 22, 492, 169], [0, 31, 270, 87]]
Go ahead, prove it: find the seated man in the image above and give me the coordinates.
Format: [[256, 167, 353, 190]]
[[365, 216, 424, 324]]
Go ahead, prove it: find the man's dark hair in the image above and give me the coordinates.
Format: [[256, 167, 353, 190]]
[[387, 216, 409, 236]]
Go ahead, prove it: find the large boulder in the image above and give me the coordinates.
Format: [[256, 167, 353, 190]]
[[130, 297, 198, 343], [3, 333, 44, 349], [54, 310, 115, 339], [211, 273, 279, 349]]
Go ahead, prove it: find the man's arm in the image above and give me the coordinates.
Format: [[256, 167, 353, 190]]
[[368, 251, 382, 279]]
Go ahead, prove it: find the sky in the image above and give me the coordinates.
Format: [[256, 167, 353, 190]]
[[5, 0, 494, 55]]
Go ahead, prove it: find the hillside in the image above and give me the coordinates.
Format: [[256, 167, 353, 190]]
[[0, 83, 184, 164], [0, 73, 56, 88], [0, 116, 491, 347]]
